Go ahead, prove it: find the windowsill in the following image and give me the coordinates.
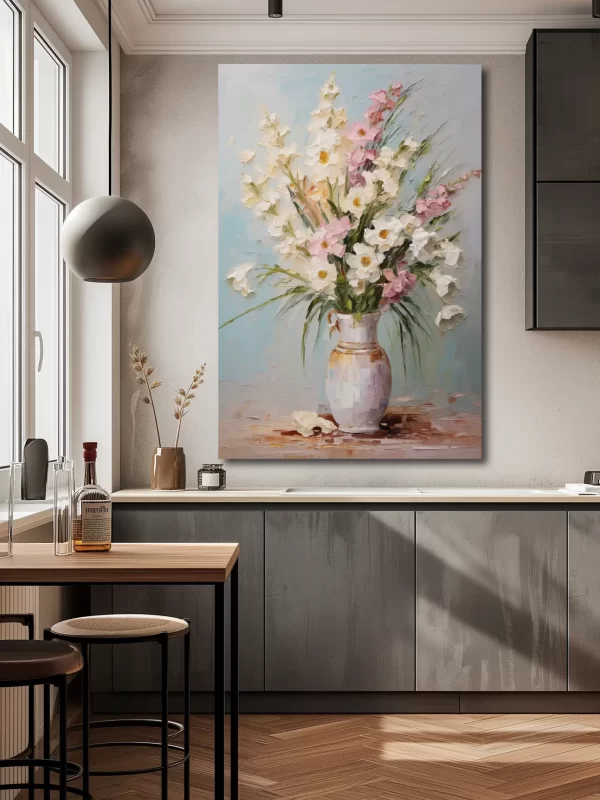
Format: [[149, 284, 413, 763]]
[[0, 503, 53, 537]]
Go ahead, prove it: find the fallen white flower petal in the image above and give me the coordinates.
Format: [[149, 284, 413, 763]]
[[291, 410, 337, 437], [431, 267, 460, 300], [435, 304, 466, 331], [239, 150, 256, 163]]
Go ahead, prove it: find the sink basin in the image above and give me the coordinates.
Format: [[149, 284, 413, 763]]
[[283, 487, 423, 495]]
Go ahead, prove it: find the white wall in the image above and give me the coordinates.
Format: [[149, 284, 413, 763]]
[[120, 54, 600, 489]]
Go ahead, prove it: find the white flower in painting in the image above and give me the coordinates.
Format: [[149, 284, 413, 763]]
[[436, 238, 463, 268], [238, 150, 255, 163], [435, 304, 466, 331], [348, 275, 367, 295], [409, 227, 438, 262], [291, 410, 337, 437], [253, 190, 280, 219], [240, 172, 269, 209], [320, 74, 340, 103], [341, 181, 378, 216], [431, 266, 459, 300], [346, 243, 384, 281], [403, 136, 420, 153], [364, 216, 405, 252], [274, 229, 310, 259], [374, 145, 410, 173], [397, 213, 419, 234], [226, 263, 255, 297], [259, 112, 290, 149], [369, 167, 399, 199], [267, 144, 299, 173], [268, 213, 296, 240], [305, 259, 337, 295]]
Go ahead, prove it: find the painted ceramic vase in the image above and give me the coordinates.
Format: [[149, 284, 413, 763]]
[[325, 312, 392, 434]]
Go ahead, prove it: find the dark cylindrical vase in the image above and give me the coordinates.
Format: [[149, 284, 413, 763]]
[[151, 447, 186, 490]]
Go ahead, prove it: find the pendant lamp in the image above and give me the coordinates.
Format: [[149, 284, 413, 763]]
[[61, 0, 155, 282]]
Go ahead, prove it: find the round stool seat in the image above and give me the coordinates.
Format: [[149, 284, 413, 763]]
[[51, 614, 189, 640], [0, 640, 83, 683]]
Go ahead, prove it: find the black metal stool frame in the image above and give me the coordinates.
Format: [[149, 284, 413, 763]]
[[0, 613, 86, 800], [46, 622, 191, 800], [0, 558, 239, 800]]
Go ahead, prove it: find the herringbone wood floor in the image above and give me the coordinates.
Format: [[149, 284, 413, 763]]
[[65, 714, 600, 799]]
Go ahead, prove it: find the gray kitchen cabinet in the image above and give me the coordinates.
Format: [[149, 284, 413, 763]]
[[91, 506, 264, 692], [568, 511, 600, 690], [265, 509, 415, 691], [416, 511, 567, 691]]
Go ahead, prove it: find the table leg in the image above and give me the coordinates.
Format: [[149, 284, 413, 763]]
[[214, 583, 225, 799], [231, 563, 239, 800]]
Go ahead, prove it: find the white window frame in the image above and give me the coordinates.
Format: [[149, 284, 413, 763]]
[[0, 0, 72, 466]]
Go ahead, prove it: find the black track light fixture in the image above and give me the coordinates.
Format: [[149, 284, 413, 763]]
[[269, 0, 282, 18], [594, 0, 600, 17]]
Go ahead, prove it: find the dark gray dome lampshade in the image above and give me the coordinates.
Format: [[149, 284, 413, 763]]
[[61, 196, 155, 283]]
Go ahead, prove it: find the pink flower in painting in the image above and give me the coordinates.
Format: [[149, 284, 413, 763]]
[[380, 265, 417, 308], [416, 184, 452, 222], [364, 105, 384, 125], [347, 122, 382, 144], [326, 215, 353, 239], [309, 228, 346, 259], [369, 89, 388, 104], [347, 147, 376, 172], [390, 81, 404, 97], [349, 171, 366, 188]]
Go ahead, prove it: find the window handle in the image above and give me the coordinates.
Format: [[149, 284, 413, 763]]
[[34, 330, 43, 373]]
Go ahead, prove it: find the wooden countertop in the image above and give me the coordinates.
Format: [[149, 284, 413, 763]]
[[0, 542, 240, 584], [111, 488, 600, 504]]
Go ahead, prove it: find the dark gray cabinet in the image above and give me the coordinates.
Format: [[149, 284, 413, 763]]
[[568, 511, 600, 690], [91, 505, 265, 693], [526, 30, 600, 329], [264, 509, 415, 691], [416, 511, 567, 691]]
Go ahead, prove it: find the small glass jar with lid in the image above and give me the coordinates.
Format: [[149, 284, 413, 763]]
[[198, 464, 226, 491]]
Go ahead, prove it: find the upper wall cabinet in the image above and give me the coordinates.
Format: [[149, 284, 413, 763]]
[[526, 30, 600, 329]]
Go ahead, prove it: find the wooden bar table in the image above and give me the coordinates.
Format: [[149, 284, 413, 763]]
[[0, 542, 240, 800]]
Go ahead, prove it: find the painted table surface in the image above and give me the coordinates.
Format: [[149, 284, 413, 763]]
[[111, 489, 600, 504], [0, 542, 240, 584], [219, 404, 481, 460]]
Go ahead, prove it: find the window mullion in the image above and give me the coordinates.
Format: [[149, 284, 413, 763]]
[[20, 0, 34, 452]]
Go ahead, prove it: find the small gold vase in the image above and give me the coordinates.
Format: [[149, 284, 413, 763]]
[[151, 447, 186, 490]]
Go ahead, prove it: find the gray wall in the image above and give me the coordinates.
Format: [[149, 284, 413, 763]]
[[121, 54, 600, 489]]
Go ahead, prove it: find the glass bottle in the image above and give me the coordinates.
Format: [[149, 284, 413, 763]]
[[53, 457, 74, 556], [73, 442, 112, 552]]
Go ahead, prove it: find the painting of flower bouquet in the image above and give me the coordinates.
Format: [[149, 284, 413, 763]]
[[219, 64, 482, 459]]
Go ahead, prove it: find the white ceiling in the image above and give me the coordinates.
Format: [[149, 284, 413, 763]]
[[104, 0, 600, 54], [149, 0, 590, 14]]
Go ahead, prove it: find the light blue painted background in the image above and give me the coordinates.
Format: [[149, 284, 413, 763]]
[[219, 64, 481, 419]]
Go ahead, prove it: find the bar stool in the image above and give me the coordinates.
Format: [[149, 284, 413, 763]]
[[0, 613, 84, 799], [47, 613, 190, 800]]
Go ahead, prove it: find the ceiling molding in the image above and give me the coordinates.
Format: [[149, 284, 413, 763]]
[[103, 2, 600, 55]]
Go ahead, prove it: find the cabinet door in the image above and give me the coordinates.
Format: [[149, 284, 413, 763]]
[[536, 182, 600, 329], [416, 511, 567, 691], [110, 506, 264, 692], [536, 32, 600, 181], [265, 509, 415, 691], [568, 511, 600, 690]]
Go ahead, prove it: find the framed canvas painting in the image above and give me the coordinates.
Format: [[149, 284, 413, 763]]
[[219, 64, 482, 460]]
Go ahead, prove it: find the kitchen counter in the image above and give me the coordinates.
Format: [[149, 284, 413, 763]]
[[111, 487, 600, 504]]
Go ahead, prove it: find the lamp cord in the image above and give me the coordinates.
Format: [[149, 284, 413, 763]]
[[108, 0, 112, 196]]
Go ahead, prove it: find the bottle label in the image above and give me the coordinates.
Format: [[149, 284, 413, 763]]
[[202, 472, 220, 487], [80, 500, 112, 544]]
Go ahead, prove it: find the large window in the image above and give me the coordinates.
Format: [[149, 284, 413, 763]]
[[0, 0, 71, 465]]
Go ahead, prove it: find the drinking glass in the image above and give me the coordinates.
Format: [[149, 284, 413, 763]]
[[53, 457, 74, 556], [0, 462, 23, 558]]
